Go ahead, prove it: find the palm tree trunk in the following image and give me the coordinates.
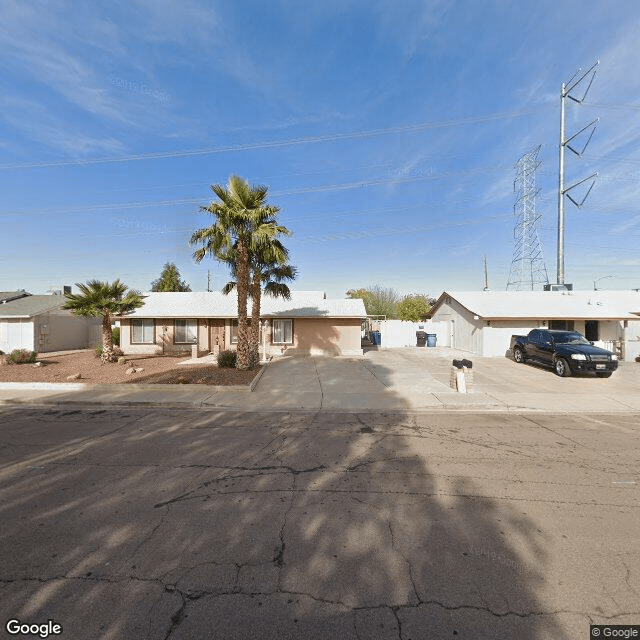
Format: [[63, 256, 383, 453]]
[[250, 271, 261, 366], [101, 310, 115, 363], [235, 237, 250, 370]]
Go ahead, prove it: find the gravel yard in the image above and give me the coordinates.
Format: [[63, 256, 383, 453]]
[[0, 350, 258, 386]]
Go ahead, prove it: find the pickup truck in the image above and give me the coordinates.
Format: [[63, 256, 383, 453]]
[[510, 329, 618, 377]]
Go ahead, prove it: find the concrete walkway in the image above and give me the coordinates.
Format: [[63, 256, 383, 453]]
[[1, 347, 639, 413]]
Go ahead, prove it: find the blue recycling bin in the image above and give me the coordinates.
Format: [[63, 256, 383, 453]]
[[371, 331, 381, 346], [426, 333, 437, 347]]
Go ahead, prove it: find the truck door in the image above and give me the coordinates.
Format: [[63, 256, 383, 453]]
[[524, 330, 541, 360], [536, 330, 555, 364]]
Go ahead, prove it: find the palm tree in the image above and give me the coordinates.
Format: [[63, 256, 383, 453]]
[[223, 251, 297, 364], [63, 280, 145, 363], [191, 175, 289, 370]]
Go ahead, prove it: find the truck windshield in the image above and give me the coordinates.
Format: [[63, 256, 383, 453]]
[[552, 332, 590, 345]]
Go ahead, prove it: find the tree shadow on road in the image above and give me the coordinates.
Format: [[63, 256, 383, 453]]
[[0, 381, 574, 638]]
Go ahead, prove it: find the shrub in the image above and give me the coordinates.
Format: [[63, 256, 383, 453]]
[[95, 344, 124, 358], [112, 327, 120, 346], [7, 349, 38, 364], [217, 349, 237, 368]]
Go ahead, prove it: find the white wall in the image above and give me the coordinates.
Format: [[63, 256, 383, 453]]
[[0, 319, 35, 352], [378, 320, 448, 348]]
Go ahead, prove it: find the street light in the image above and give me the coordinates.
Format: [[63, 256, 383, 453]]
[[593, 275, 613, 290]]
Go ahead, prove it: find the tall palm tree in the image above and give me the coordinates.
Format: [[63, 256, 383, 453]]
[[223, 252, 297, 364], [191, 176, 288, 370], [63, 280, 145, 363]]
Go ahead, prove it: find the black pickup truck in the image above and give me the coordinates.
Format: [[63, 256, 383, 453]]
[[510, 329, 618, 377]]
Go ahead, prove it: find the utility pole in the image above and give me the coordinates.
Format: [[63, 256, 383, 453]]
[[557, 61, 599, 285], [483, 256, 489, 291], [207, 270, 211, 292]]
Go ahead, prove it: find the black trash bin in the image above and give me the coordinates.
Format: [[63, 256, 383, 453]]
[[416, 331, 427, 347]]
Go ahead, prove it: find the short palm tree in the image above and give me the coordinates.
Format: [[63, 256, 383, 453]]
[[63, 280, 145, 363], [191, 176, 290, 370]]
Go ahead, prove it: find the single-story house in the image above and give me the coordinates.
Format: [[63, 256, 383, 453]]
[[120, 291, 367, 357], [0, 294, 101, 354], [426, 290, 640, 361]]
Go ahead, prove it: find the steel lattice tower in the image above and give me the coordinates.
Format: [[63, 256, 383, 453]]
[[507, 146, 549, 290]]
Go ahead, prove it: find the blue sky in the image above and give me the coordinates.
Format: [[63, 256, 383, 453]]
[[2, 0, 639, 298]]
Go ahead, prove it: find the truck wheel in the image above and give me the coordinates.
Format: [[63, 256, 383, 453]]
[[596, 372, 612, 378], [513, 347, 525, 363], [554, 358, 571, 377]]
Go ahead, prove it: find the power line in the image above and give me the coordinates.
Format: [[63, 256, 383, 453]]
[[0, 107, 550, 171], [0, 164, 518, 218]]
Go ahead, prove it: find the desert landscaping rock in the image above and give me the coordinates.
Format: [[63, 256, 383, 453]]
[[66, 373, 81, 381], [0, 349, 257, 386], [126, 367, 136, 375]]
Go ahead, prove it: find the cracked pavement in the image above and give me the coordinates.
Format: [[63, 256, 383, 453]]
[[0, 407, 638, 639]]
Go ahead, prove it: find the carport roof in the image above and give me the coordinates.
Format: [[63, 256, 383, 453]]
[[128, 291, 367, 319], [427, 290, 640, 320]]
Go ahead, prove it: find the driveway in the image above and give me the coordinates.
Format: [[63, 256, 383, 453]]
[[211, 348, 640, 413]]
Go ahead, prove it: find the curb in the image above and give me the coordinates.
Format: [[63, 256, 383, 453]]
[[250, 357, 272, 391]]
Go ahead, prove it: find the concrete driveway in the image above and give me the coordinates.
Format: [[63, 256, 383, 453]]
[[218, 347, 640, 413]]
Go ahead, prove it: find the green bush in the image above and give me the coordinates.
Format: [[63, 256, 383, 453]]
[[112, 327, 120, 346], [95, 344, 124, 358], [7, 349, 38, 364], [217, 349, 237, 368]]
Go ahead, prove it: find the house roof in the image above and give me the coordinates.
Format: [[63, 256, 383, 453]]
[[0, 295, 64, 318], [128, 291, 367, 319], [427, 290, 640, 321], [0, 290, 31, 304]]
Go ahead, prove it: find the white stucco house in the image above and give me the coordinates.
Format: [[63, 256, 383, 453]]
[[120, 291, 367, 357], [426, 290, 640, 361], [0, 295, 101, 354]]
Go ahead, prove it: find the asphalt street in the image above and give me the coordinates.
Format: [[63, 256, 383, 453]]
[[0, 406, 638, 640]]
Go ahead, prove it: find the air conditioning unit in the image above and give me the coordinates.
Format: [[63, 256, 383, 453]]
[[544, 283, 573, 291]]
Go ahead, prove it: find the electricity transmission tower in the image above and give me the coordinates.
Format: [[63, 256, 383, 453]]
[[507, 146, 549, 290]]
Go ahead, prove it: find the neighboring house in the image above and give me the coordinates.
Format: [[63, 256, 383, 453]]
[[0, 295, 101, 354], [120, 291, 367, 357], [0, 290, 31, 304], [426, 290, 640, 361]]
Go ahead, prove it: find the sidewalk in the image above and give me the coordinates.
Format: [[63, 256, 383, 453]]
[[1, 349, 639, 413]]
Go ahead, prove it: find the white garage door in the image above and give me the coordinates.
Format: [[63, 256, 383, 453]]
[[0, 320, 34, 352]]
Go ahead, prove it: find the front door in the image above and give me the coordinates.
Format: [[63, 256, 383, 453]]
[[208, 319, 225, 351]]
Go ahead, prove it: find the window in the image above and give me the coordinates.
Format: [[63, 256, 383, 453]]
[[175, 319, 198, 344], [272, 319, 293, 344], [131, 319, 154, 344], [549, 320, 574, 331], [230, 319, 251, 344]]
